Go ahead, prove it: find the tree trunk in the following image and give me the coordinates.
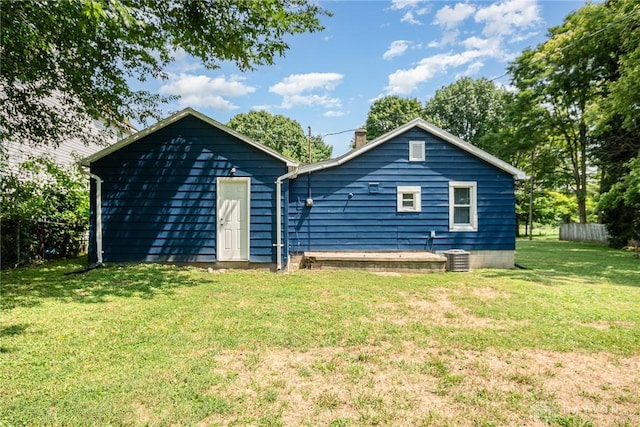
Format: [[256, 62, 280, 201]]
[[577, 191, 587, 224], [529, 149, 535, 239], [578, 120, 588, 224]]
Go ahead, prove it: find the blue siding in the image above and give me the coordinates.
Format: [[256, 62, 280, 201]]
[[90, 115, 288, 263], [287, 128, 516, 253]]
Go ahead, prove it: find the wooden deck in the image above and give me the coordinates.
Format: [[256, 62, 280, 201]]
[[300, 251, 446, 272]]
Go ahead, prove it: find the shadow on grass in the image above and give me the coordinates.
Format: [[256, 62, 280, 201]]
[[0, 323, 29, 337], [0, 324, 29, 353], [497, 239, 639, 287], [1, 258, 204, 310]]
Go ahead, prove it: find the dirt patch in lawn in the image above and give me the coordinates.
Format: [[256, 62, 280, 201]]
[[378, 287, 523, 330], [202, 344, 639, 426], [195, 287, 638, 425]]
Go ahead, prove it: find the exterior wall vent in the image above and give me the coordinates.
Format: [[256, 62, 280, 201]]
[[444, 249, 470, 272]]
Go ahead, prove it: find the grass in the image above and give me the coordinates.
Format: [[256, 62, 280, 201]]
[[1, 238, 639, 426]]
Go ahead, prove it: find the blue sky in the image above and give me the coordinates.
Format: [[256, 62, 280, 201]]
[[141, 0, 593, 156]]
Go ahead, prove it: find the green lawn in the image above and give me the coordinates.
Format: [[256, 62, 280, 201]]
[[1, 239, 639, 426]]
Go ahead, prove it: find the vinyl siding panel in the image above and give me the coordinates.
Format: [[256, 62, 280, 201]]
[[89, 115, 287, 263], [5, 95, 130, 170], [288, 128, 516, 253]]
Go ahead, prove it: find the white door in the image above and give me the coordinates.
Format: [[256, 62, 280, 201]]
[[217, 178, 250, 261]]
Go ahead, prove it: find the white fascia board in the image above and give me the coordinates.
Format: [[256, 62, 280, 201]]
[[80, 107, 298, 168], [413, 120, 529, 180], [295, 118, 528, 180]]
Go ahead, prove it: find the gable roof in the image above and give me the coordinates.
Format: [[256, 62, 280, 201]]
[[283, 118, 528, 180], [80, 107, 298, 167]]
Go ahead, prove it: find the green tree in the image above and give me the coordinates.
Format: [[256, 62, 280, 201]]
[[596, 1, 640, 133], [423, 77, 511, 151], [510, 6, 612, 224], [0, 0, 329, 148], [599, 155, 640, 248], [1, 158, 89, 268], [226, 111, 332, 163], [588, 0, 640, 246], [365, 96, 424, 140], [510, 0, 640, 231], [494, 95, 567, 237]]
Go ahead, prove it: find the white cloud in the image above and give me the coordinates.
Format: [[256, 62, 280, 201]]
[[510, 30, 540, 43], [459, 36, 510, 60], [390, 0, 424, 10], [401, 11, 421, 25], [383, 40, 411, 60], [434, 3, 476, 29], [168, 48, 203, 73], [324, 110, 346, 118], [159, 74, 255, 110], [269, 72, 344, 111], [475, 0, 542, 38], [461, 36, 492, 50], [391, 0, 430, 25], [428, 30, 460, 48], [269, 73, 343, 96], [461, 61, 485, 77], [280, 94, 342, 110], [250, 105, 272, 112], [385, 51, 486, 95]]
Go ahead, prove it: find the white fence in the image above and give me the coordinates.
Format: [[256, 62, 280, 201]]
[[559, 223, 609, 244]]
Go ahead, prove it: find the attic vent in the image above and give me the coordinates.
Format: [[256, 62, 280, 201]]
[[409, 141, 425, 162]]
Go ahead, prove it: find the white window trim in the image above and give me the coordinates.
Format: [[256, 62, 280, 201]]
[[397, 186, 421, 212], [449, 181, 477, 231], [409, 140, 425, 162]]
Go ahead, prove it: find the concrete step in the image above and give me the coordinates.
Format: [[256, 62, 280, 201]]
[[301, 251, 446, 272]]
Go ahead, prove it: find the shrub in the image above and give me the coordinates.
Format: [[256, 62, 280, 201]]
[[1, 157, 89, 269]]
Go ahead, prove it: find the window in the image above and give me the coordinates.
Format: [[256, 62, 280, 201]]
[[397, 186, 421, 212], [449, 181, 477, 231], [409, 140, 425, 162]]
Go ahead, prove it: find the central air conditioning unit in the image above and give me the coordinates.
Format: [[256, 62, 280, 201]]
[[444, 249, 470, 272]]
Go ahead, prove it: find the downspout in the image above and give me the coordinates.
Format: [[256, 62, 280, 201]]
[[89, 173, 104, 264], [275, 167, 299, 271], [283, 179, 290, 271], [276, 176, 283, 271]]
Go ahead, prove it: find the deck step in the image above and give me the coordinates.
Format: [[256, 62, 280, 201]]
[[301, 251, 446, 272]]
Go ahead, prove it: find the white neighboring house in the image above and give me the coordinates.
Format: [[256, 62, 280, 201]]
[[4, 95, 135, 171]]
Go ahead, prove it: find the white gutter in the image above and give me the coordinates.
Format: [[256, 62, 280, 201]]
[[89, 173, 104, 264]]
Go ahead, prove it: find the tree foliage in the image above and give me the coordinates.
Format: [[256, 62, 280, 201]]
[[0, 0, 329, 148], [364, 79, 512, 153], [226, 111, 332, 163], [423, 77, 511, 151], [599, 155, 640, 247], [510, 0, 640, 233], [1, 158, 89, 269], [365, 96, 424, 141], [510, 19, 599, 223], [595, 1, 640, 133]]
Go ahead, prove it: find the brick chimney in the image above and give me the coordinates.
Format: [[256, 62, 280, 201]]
[[354, 128, 367, 149]]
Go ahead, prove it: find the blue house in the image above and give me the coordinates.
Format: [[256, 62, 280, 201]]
[[283, 119, 527, 269], [82, 109, 526, 270], [81, 108, 296, 265]]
